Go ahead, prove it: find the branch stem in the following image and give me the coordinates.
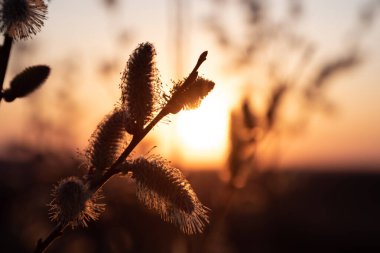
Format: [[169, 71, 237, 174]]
[[0, 35, 13, 103], [33, 223, 65, 253], [89, 108, 169, 192]]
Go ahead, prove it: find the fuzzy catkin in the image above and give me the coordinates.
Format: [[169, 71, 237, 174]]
[[2, 65, 50, 102], [167, 77, 215, 114], [49, 177, 105, 228], [124, 157, 209, 234], [86, 108, 127, 176], [0, 0, 47, 40], [120, 42, 159, 134]]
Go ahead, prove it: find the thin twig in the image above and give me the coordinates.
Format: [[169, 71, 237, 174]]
[[89, 108, 169, 192], [33, 223, 65, 253], [0, 35, 13, 103]]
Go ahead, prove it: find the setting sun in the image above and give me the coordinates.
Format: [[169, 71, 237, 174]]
[[172, 90, 230, 167]]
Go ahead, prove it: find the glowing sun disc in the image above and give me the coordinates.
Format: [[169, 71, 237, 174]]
[[174, 92, 228, 162]]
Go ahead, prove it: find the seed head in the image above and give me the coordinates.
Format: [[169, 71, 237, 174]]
[[49, 177, 105, 228], [124, 156, 209, 234], [0, 0, 48, 40], [120, 42, 160, 134]]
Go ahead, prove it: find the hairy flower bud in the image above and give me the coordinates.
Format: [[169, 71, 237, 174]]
[[167, 77, 215, 114], [86, 108, 128, 177], [49, 177, 105, 228], [123, 156, 209, 234], [2, 65, 50, 102], [120, 42, 160, 134], [0, 0, 48, 40]]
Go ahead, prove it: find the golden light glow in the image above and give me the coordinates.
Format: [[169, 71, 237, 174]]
[[173, 91, 229, 167]]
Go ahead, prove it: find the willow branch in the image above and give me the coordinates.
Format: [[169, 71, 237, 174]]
[[88, 108, 169, 192], [88, 51, 208, 192], [0, 35, 13, 103], [33, 51, 208, 253], [33, 223, 65, 253]]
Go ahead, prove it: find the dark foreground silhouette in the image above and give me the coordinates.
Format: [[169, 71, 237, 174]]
[[1, 149, 380, 253]]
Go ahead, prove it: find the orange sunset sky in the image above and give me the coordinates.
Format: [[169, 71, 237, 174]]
[[0, 0, 379, 170]]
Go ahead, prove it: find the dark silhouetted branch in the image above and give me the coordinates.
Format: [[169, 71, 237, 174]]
[[0, 35, 13, 103]]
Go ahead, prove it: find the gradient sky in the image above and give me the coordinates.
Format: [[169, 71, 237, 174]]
[[0, 0, 379, 170]]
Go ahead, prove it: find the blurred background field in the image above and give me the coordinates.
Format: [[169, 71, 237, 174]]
[[2, 155, 380, 252], [1, 0, 380, 252]]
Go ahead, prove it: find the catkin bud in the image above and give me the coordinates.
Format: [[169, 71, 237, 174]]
[[49, 177, 105, 228], [120, 42, 159, 134], [86, 108, 128, 177], [123, 156, 209, 234], [0, 0, 48, 40], [167, 77, 215, 114], [2, 65, 50, 102]]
